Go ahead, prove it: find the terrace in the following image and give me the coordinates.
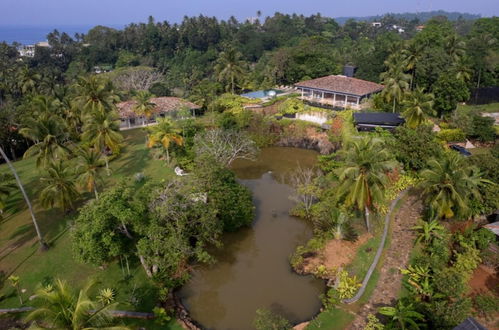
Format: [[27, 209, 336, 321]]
[[294, 75, 384, 110]]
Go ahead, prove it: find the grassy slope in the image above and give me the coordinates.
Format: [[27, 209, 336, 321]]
[[0, 128, 180, 328]]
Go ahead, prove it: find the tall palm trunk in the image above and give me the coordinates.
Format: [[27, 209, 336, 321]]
[[0, 147, 48, 250], [93, 186, 99, 200], [365, 206, 371, 233], [104, 154, 110, 176], [393, 98, 397, 113]]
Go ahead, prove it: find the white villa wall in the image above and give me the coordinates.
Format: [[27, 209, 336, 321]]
[[296, 111, 329, 125]]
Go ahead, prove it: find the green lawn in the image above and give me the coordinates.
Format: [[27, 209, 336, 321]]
[[0, 128, 180, 328], [457, 102, 499, 113]]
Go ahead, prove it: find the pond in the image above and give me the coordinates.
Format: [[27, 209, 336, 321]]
[[178, 147, 325, 330]]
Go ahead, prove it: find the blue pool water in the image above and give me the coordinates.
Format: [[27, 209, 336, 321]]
[[241, 89, 284, 99]]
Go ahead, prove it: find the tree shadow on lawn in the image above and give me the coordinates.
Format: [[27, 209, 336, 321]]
[[113, 147, 152, 178]]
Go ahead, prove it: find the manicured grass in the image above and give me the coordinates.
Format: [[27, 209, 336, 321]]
[[306, 307, 355, 330], [457, 102, 499, 113], [0, 128, 180, 328], [470, 147, 492, 155]]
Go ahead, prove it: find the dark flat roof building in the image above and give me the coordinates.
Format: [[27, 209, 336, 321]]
[[353, 112, 405, 131]]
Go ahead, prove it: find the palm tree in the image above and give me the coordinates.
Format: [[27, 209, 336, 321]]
[[133, 90, 156, 121], [379, 300, 425, 329], [75, 147, 105, 200], [214, 47, 246, 94], [402, 42, 424, 90], [336, 137, 397, 232], [445, 34, 466, 63], [17, 66, 41, 95], [39, 161, 80, 212], [82, 110, 123, 175], [419, 152, 488, 220], [0, 173, 15, 217], [412, 219, 446, 245], [380, 60, 411, 112], [26, 279, 129, 330], [19, 113, 69, 168], [0, 147, 47, 250], [73, 76, 119, 115], [402, 88, 435, 128], [146, 117, 183, 164], [453, 58, 473, 83]]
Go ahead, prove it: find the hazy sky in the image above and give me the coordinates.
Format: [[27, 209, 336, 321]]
[[1, 0, 498, 26]]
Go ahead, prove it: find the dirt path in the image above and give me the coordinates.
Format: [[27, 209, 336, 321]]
[[347, 193, 422, 329]]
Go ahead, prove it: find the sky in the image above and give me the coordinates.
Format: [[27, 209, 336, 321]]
[[1, 0, 498, 26]]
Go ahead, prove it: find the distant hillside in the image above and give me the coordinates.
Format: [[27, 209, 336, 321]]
[[335, 10, 481, 25]]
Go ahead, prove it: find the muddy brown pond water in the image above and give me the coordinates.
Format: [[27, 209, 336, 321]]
[[178, 147, 325, 330]]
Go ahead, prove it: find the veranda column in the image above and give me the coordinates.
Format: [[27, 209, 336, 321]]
[[333, 93, 336, 106], [356, 97, 360, 108], [301, 88, 304, 99]]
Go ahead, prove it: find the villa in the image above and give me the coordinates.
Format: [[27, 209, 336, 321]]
[[295, 75, 384, 110], [117, 96, 200, 129]]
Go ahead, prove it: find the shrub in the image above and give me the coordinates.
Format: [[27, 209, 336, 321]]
[[433, 267, 467, 298], [428, 298, 472, 329], [452, 244, 481, 277], [335, 269, 361, 299], [474, 294, 499, 319], [277, 98, 305, 115], [390, 126, 443, 171], [437, 128, 466, 142]]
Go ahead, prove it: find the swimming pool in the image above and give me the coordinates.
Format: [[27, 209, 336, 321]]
[[241, 89, 284, 99]]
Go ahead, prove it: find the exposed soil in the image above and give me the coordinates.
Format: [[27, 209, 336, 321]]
[[469, 265, 499, 296], [301, 233, 372, 275], [347, 193, 422, 329]]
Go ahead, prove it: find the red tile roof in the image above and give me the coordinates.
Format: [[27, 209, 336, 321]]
[[117, 97, 201, 118], [295, 75, 384, 97]]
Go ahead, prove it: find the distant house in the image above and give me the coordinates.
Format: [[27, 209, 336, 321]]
[[295, 75, 384, 110], [371, 22, 382, 28], [353, 112, 405, 131], [18, 41, 50, 58], [117, 97, 200, 129], [416, 25, 425, 32]]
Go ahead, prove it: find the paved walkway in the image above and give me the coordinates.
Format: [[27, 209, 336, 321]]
[[347, 193, 422, 329]]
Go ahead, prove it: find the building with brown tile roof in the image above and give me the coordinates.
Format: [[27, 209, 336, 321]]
[[117, 97, 200, 129], [294, 75, 384, 109]]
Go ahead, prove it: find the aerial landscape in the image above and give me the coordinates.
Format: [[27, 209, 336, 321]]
[[0, 0, 498, 329]]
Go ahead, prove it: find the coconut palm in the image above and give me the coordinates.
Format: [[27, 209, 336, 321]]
[[379, 300, 425, 329], [419, 152, 488, 220], [380, 60, 411, 112], [20, 113, 69, 168], [445, 34, 466, 63], [26, 279, 129, 330], [402, 42, 424, 89], [0, 173, 15, 217], [82, 110, 123, 175], [73, 76, 119, 115], [453, 58, 473, 83], [402, 88, 435, 128], [75, 147, 105, 200], [214, 47, 246, 94], [146, 117, 183, 164], [335, 136, 397, 232], [17, 66, 41, 95], [0, 147, 47, 249], [133, 90, 156, 120], [39, 161, 80, 212], [412, 219, 446, 245]]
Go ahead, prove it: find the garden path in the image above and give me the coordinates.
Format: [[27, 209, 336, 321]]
[[347, 193, 422, 329]]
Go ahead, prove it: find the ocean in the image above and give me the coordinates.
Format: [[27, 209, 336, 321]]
[[0, 25, 119, 45]]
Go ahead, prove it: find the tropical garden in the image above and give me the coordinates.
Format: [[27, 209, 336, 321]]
[[0, 10, 498, 330]]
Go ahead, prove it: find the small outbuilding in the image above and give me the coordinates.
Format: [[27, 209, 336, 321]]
[[353, 112, 405, 131], [453, 317, 487, 330]]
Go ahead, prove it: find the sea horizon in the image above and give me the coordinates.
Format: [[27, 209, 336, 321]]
[[0, 24, 123, 45]]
